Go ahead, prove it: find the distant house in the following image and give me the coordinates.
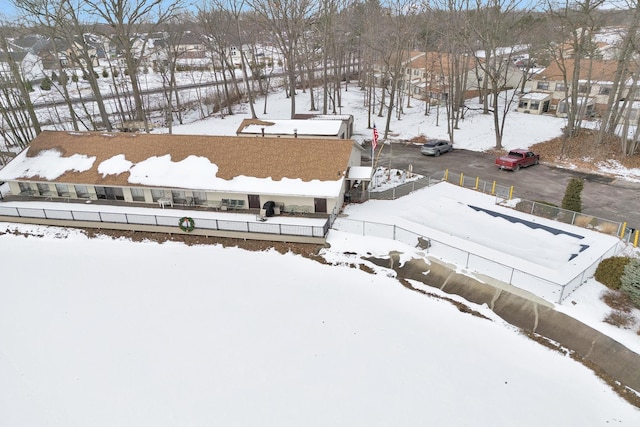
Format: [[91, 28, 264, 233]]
[[175, 31, 206, 59], [522, 59, 636, 117], [293, 114, 354, 139], [3, 34, 48, 79], [0, 51, 46, 82], [235, 118, 352, 140], [0, 131, 362, 215]]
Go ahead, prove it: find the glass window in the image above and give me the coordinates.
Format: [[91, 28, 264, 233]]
[[192, 191, 206, 204], [555, 83, 565, 91], [171, 190, 186, 203], [599, 86, 612, 95], [130, 188, 145, 202], [536, 81, 549, 90], [75, 185, 89, 198], [151, 189, 164, 202], [37, 183, 50, 194], [19, 182, 31, 192], [530, 102, 540, 110], [578, 84, 589, 94], [55, 184, 69, 195]]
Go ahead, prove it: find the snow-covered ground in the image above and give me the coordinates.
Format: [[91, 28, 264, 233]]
[[2, 85, 640, 424], [1, 223, 639, 426]]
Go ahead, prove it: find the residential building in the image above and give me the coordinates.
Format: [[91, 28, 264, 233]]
[[0, 131, 362, 216]]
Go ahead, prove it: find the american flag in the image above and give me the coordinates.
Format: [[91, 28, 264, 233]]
[[372, 124, 379, 151]]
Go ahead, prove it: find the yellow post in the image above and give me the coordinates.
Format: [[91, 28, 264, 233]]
[[634, 230, 639, 248], [509, 186, 514, 200], [459, 172, 464, 187], [444, 169, 449, 181], [619, 222, 627, 238], [475, 177, 479, 190], [491, 181, 496, 195]]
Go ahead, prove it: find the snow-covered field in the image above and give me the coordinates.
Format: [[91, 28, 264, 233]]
[[2, 84, 640, 424], [1, 223, 639, 426]]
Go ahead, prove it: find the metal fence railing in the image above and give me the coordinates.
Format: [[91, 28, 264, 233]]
[[0, 205, 329, 238], [332, 217, 623, 304], [511, 200, 624, 238], [441, 170, 513, 200]]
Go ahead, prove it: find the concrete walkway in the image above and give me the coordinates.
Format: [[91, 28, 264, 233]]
[[366, 252, 640, 401]]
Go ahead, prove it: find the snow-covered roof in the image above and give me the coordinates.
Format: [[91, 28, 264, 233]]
[[236, 119, 344, 136], [520, 92, 552, 101], [348, 166, 372, 180], [0, 131, 356, 198], [559, 97, 594, 106]]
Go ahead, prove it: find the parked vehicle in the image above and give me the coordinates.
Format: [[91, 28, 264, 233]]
[[421, 140, 453, 156], [495, 149, 540, 171]]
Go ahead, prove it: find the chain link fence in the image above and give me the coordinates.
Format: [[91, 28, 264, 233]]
[[332, 217, 622, 303]]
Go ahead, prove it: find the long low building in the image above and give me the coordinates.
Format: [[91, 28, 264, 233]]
[[0, 131, 363, 215]]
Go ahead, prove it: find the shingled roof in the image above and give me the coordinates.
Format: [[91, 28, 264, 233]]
[[2, 131, 356, 190]]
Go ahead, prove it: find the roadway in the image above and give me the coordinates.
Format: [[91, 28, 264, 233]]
[[362, 142, 640, 230]]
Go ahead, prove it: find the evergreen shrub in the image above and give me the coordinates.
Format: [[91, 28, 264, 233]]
[[620, 259, 640, 308], [594, 256, 632, 290], [562, 178, 584, 212]]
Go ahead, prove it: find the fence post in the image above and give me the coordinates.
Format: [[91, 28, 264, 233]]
[[634, 230, 639, 248], [393, 224, 396, 240], [571, 212, 577, 226], [475, 177, 479, 190], [530, 201, 535, 215], [491, 181, 496, 195], [459, 172, 464, 187], [559, 284, 566, 303], [509, 186, 514, 200], [619, 222, 627, 238], [444, 169, 449, 181]]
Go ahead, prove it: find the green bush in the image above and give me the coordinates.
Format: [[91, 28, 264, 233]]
[[620, 259, 640, 308], [71, 73, 79, 83], [562, 178, 584, 212], [102, 68, 109, 78], [40, 78, 52, 91], [594, 256, 632, 290]]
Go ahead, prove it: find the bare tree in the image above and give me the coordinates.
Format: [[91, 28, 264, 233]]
[[544, 0, 605, 148], [85, 0, 184, 132], [596, 1, 640, 152], [466, 0, 531, 149], [0, 23, 41, 143], [249, 0, 319, 118]]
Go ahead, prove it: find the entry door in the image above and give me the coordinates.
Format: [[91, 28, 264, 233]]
[[314, 198, 327, 213], [248, 194, 261, 209]]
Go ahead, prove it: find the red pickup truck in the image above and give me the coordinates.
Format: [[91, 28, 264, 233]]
[[495, 149, 540, 171]]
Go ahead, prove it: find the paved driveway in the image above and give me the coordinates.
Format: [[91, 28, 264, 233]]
[[364, 143, 640, 230]]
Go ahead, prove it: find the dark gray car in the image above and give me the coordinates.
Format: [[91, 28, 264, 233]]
[[421, 140, 453, 156]]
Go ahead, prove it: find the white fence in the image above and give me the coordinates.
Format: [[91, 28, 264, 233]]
[[332, 217, 622, 303], [0, 205, 329, 238]]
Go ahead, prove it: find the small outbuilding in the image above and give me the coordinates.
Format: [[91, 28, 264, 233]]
[[517, 92, 552, 114]]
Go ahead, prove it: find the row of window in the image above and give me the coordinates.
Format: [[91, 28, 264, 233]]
[[18, 182, 208, 204], [536, 81, 612, 95]]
